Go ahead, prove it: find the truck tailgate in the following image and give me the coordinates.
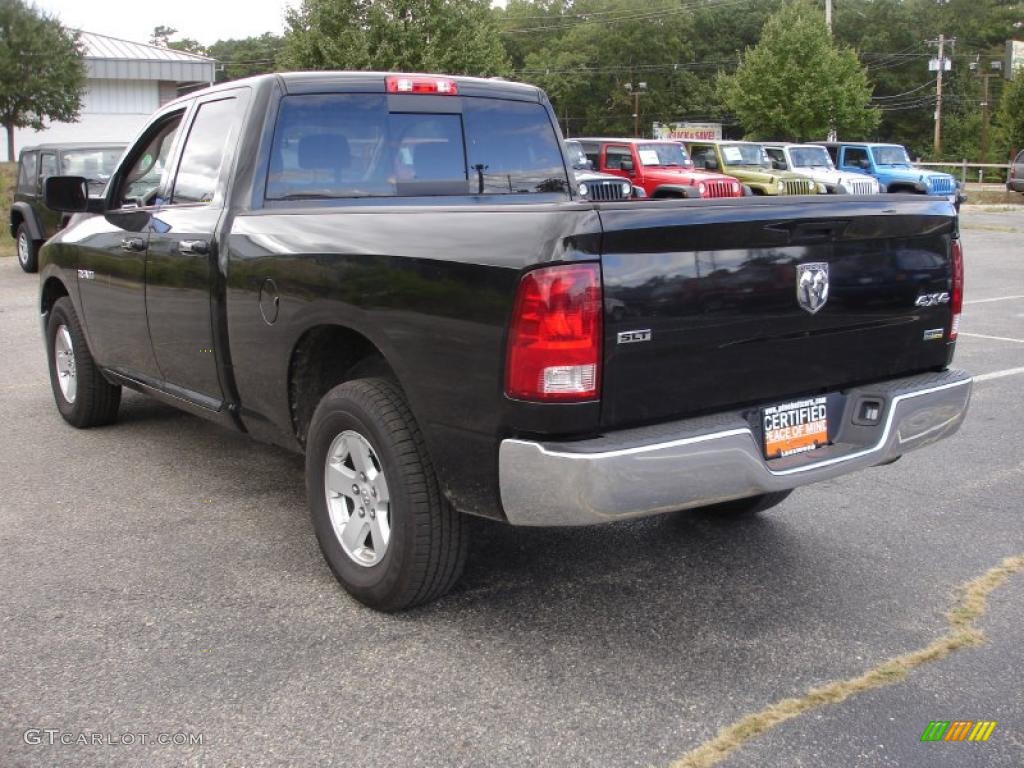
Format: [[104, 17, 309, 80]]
[[598, 197, 957, 428]]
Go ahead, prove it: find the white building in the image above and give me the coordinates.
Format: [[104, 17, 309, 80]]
[[4, 32, 216, 161]]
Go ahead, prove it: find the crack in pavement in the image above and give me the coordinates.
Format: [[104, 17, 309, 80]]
[[667, 554, 1024, 768]]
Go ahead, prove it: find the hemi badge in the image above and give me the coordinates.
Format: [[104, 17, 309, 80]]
[[923, 328, 944, 341], [77, 269, 95, 280], [617, 329, 652, 344]]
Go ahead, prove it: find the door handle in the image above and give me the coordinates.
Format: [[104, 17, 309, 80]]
[[120, 237, 145, 252], [178, 239, 210, 255]]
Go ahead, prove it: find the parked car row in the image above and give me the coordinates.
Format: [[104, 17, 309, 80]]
[[565, 137, 964, 207]]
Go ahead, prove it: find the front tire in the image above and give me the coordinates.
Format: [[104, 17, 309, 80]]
[[16, 223, 39, 273], [306, 378, 468, 611], [46, 297, 121, 427]]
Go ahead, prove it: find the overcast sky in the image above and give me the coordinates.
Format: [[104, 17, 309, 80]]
[[34, 0, 299, 46], [35, 0, 509, 46]]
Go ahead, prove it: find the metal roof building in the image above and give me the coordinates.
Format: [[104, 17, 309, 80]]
[[5, 32, 217, 161]]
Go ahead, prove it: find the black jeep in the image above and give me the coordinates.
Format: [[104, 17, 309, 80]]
[[9, 143, 125, 272]]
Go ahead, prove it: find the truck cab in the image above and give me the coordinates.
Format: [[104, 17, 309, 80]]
[[815, 142, 963, 205], [685, 140, 820, 196], [576, 138, 744, 199], [761, 143, 880, 195]]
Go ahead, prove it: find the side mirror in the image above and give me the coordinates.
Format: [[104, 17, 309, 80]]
[[771, 159, 786, 170], [620, 159, 635, 174], [44, 176, 90, 213], [705, 157, 719, 171]]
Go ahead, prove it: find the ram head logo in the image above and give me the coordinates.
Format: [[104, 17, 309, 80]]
[[796, 262, 829, 315]]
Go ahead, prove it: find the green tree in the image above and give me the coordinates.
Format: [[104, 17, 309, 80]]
[[514, 0, 702, 137], [719, 0, 879, 141], [280, 0, 509, 76], [150, 24, 177, 47], [209, 34, 283, 81], [0, 0, 85, 161], [995, 74, 1024, 159]]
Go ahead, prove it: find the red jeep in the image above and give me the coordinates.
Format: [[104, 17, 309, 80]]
[[576, 138, 744, 199]]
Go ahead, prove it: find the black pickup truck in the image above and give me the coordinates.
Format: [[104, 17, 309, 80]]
[[39, 72, 972, 610]]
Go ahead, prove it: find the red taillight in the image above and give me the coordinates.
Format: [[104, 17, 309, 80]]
[[505, 263, 602, 402], [949, 238, 963, 340], [385, 76, 458, 95]]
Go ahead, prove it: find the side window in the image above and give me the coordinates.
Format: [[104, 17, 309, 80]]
[[605, 146, 631, 170], [171, 97, 242, 204], [118, 113, 184, 207], [765, 148, 786, 169], [17, 152, 38, 193], [1016, 150, 1024, 165], [39, 153, 58, 184], [844, 147, 868, 169], [690, 146, 713, 168], [579, 142, 599, 168]]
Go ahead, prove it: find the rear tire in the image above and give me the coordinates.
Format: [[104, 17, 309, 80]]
[[16, 223, 39, 273], [306, 378, 468, 611], [697, 490, 793, 517], [46, 297, 121, 427]]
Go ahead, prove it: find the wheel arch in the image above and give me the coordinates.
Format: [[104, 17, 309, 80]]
[[40, 276, 70, 327], [886, 183, 923, 195], [287, 323, 402, 448], [650, 184, 697, 199], [10, 202, 42, 240]]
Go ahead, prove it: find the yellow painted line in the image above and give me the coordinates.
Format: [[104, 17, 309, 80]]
[[667, 556, 1024, 768]]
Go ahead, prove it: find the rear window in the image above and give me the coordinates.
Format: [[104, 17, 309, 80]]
[[266, 94, 568, 200]]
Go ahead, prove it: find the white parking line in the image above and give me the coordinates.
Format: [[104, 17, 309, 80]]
[[974, 366, 1024, 382], [960, 332, 1024, 344], [964, 295, 1024, 305]]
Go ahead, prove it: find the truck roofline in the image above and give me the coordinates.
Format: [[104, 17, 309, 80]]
[[159, 71, 545, 109]]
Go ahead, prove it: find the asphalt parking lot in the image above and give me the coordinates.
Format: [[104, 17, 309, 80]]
[[1, 208, 1022, 768]]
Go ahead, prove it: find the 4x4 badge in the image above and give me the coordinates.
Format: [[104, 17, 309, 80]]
[[796, 262, 829, 314]]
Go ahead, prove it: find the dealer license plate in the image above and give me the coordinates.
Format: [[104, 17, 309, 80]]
[[763, 396, 828, 459]]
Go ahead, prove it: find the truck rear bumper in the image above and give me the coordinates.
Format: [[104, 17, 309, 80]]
[[499, 369, 972, 526]]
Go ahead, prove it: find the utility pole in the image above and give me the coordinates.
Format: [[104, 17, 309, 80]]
[[625, 81, 648, 138], [825, 0, 835, 139], [980, 73, 992, 159], [930, 34, 951, 155]]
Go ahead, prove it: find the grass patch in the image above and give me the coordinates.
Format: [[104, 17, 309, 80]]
[[965, 189, 1024, 206], [0, 162, 15, 252], [669, 555, 1024, 768]]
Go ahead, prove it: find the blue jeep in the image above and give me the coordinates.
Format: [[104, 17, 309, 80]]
[[815, 142, 964, 208]]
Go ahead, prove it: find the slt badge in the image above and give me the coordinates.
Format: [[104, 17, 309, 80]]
[[796, 262, 829, 315]]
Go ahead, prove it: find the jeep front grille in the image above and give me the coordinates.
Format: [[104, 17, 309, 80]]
[[783, 179, 816, 195], [845, 179, 876, 195], [703, 181, 737, 198], [583, 180, 628, 201]]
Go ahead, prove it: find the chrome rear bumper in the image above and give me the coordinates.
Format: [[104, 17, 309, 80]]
[[499, 369, 972, 526]]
